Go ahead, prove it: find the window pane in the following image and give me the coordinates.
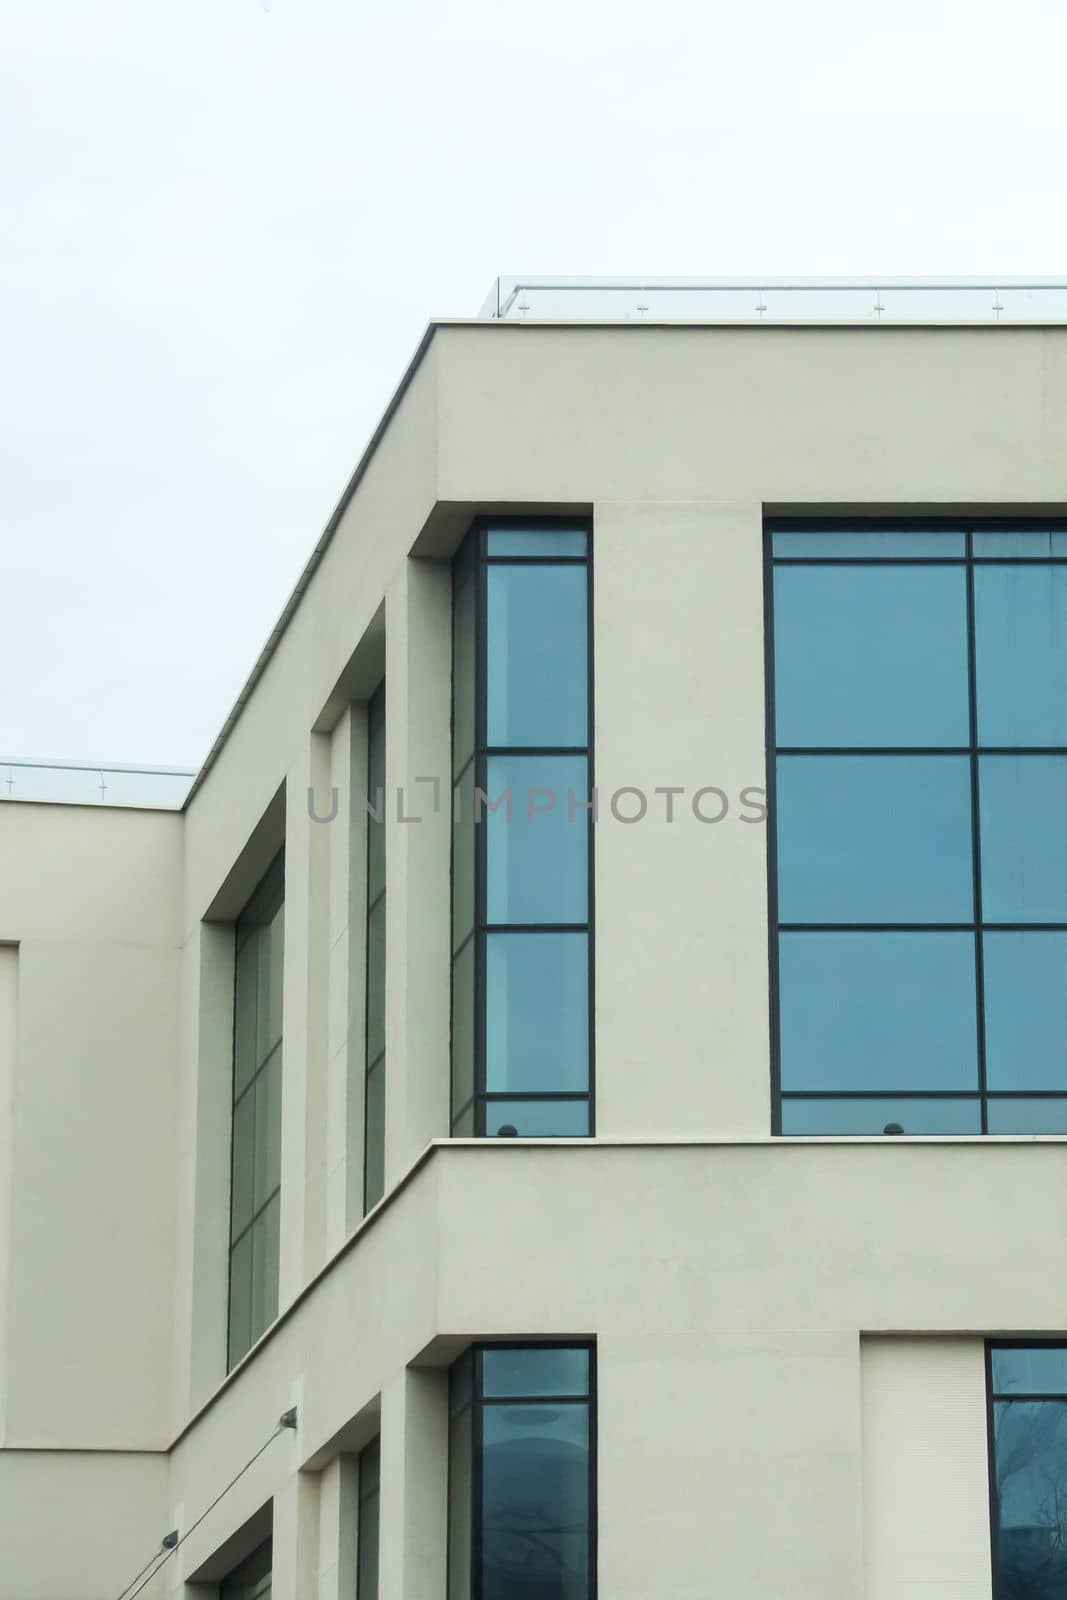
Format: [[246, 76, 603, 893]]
[[453, 568, 477, 771], [772, 529, 965, 557], [481, 1403, 589, 1600], [776, 756, 973, 923], [452, 763, 475, 952], [364, 1059, 385, 1211], [234, 936, 259, 1097], [780, 1097, 981, 1135], [367, 700, 386, 906], [779, 932, 978, 1091], [357, 1441, 380, 1600], [987, 1098, 1067, 1134], [452, 1099, 475, 1136], [773, 566, 969, 747], [266, 905, 284, 1055], [993, 1348, 1067, 1395], [448, 1399, 472, 1599], [975, 566, 1067, 745], [228, 1228, 253, 1368], [366, 895, 386, 1064], [482, 1347, 589, 1398], [993, 1399, 1067, 1597], [984, 933, 1067, 1091], [484, 1098, 589, 1137], [250, 1192, 280, 1344], [486, 756, 589, 925], [451, 940, 474, 1120], [486, 527, 588, 557], [486, 567, 587, 748], [230, 1086, 255, 1238], [980, 756, 1067, 923], [973, 529, 1067, 557], [253, 1047, 282, 1211], [486, 933, 588, 1093]]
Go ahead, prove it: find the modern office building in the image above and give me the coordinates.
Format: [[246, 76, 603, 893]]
[[4, 278, 1067, 1600]]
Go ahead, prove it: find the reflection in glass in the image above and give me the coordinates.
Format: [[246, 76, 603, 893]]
[[774, 566, 969, 747], [487, 566, 588, 748], [987, 1099, 1067, 1134], [975, 566, 1067, 746], [487, 527, 588, 557], [771, 529, 966, 558], [486, 933, 588, 1093], [451, 938, 474, 1129], [481, 1404, 590, 1600], [486, 756, 589, 925], [973, 530, 1067, 558], [980, 757, 1067, 923], [780, 1097, 981, 1135], [993, 1399, 1067, 1599], [779, 932, 978, 1091], [482, 1347, 589, 1398], [983, 934, 1067, 1091], [776, 756, 973, 923], [452, 763, 475, 951], [484, 1099, 590, 1137]]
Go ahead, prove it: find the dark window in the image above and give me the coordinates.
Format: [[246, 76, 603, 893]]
[[357, 1436, 381, 1600], [448, 1344, 595, 1600], [450, 521, 594, 1139], [364, 683, 386, 1211], [228, 852, 284, 1368], [767, 523, 1067, 1135], [220, 1539, 273, 1600], [989, 1343, 1067, 1598]]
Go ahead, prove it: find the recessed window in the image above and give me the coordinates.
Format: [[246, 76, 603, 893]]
[[989, 1343, 1067, 1595], [450, 521, 594, 1139], [364, 683, 386, 1211], [448, 1343, 595, 1599], [220, 1539, 272, 1600], [768, 523, 1067, 1135], [357, 1436, 381, 1600], [228, 852, 284, 1368]]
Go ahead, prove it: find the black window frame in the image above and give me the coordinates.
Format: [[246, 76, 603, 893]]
[[765, 515, 1067, 1136], [447, 1339, 597, 1600], [450, 515, 596, 1139]]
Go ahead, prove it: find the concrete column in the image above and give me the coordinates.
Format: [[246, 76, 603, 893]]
[[271, 1469, 320, 1600], [316, 1454, 359, 1600], [383, 559, 452, 1186], [378, 1367, 449, 1600]]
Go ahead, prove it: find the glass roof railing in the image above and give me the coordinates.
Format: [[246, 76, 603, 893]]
[[480, 276, 1067, 324], [0, 757, 194, 810]]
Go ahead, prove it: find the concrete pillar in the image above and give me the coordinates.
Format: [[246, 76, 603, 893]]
[[272, 1469, 320, 1600], [378, 1367, 449, 1600]]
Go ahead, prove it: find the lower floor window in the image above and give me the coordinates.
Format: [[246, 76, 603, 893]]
[[989, 1343, 1067, 1597], [448, 1343, 595, 1599], [357, 1436, 380, 1599], [220, 1539, 272, 1600]]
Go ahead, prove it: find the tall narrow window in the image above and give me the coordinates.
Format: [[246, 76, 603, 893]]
[[767, 522, 1067, 1135], [451, 521, 594, 1138], [448, 1344, 595, 1600], [220, 1539, 272, 1600], [989, 1343, 1067, 1597], [364, 682, 386, 1210], [228, 852, 284, 1368], [357, 1436, 381, 1600]]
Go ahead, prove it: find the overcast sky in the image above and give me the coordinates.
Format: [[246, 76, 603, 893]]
[[3, 0, 1067, 769]]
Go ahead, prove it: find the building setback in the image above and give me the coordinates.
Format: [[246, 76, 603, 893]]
[[3, 289, 1067, 1598]]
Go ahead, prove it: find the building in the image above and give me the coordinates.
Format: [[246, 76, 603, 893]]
[[3, 278, 1067, 1599]]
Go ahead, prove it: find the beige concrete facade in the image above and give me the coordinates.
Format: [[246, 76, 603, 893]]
[[3, 321, 1067, 1597]]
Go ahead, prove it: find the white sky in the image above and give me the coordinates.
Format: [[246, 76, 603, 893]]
[[3, 0, 1067, 768]]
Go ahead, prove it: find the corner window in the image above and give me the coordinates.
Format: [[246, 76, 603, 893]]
[[448, 1344, 595, 1599], [364, 683, 386, 1210], [357, 1436, 381, 1600], [767, 523, 1067, 1135], [989, 1343, 1067, 1596], [450, 521, 594, 1139], [228, 852, 284, 1368]]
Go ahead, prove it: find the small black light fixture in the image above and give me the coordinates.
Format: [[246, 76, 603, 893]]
[[162, 1531, 179, 1550], [883, 1122, 904, 1136], [279, 1406, 298, 1430], [497, 1124, 518, 1138]]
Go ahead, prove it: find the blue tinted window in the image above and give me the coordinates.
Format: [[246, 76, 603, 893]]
[[774, 566, 969, 746], [780, 1097, 981, 1135], [973, 529, 1067, 557], [975, 566, 1067, 746], [481, 1403, 590, 1600], [986, 1099, 1067, 1134], [980, 756, 1067, 923], [772, 529, 966, 557], [779, 933, 978, 1091], [776, 756, 973, 923], [487, 527, 588, 557], [992, 1399, 1067, 1597], [482, 1347, 589, 1398], [486, 933, 588, 1093], [487, 566, 587, 747], [486, 755, 589, 924], [983, 933, 1067, 1091], [484, 1099, 589, 1137], [993, 1348, 1067, 1395]]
